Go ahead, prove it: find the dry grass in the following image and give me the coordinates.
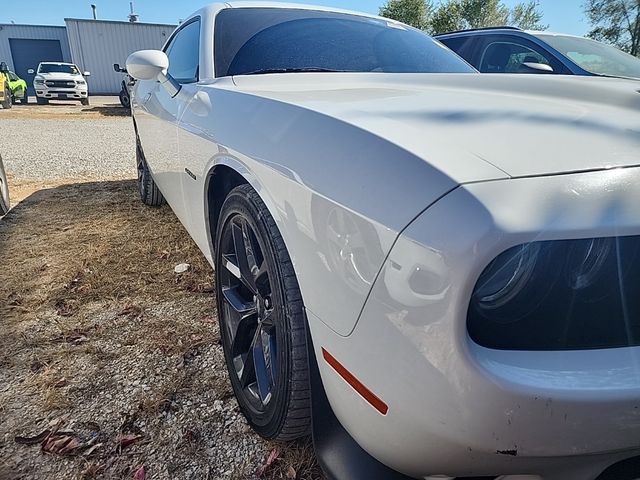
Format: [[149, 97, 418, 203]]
[[1, 102, 129, 120], [0, 180, 322, 480]]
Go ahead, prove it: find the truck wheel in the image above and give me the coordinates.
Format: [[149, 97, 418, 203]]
[[81, 98, 89, 106], [119, 90, 130, 108], [0, 156, 10, 215], [136, 136, 165, 207], [36, 97, 48, 105], [215, 184, 312, 441], [3, 84, 12, 109]]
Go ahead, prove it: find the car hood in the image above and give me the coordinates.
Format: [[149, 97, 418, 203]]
[[38, 72, 83, 80], [230, 73, 640, 181]]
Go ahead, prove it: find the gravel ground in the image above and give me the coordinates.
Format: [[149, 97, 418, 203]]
[[0, 117, 136, 181]]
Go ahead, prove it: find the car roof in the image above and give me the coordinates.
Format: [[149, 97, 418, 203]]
[[435, 26, 522, 38], [196, 2, 403, 25]]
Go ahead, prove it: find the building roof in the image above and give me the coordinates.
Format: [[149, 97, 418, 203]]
[[64, 18, 176, 28]]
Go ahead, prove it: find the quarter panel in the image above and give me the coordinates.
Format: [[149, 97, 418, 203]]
[[183, 84, 462, 336]]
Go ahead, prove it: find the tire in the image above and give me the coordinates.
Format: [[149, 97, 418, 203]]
[[119, 89, 130, 108], [36, 96, 48, 105], [81, 98, 90, 106], [135, 136, 165, 206], [215, 184, 312, 441], [0, 156, 10, 215], [2, 84, 12, 109]]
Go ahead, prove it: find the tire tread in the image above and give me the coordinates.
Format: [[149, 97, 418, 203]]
[[221, 184, 312, 441]]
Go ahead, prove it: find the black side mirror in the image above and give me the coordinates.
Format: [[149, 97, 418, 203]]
[[113, 63, 127, 73]]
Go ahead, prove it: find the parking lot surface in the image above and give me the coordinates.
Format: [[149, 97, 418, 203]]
[[0, 100, 321, 480]]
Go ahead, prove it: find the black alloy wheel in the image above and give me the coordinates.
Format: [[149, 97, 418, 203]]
[[215, 184, 311, 440], [135, 136, 165, 207]]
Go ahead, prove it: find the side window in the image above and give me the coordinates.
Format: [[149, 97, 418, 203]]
[[164, 18, 201, 83], [478, 35, 564, 74], [438, 35, 479, 67]]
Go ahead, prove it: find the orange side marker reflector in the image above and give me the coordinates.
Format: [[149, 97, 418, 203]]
[[322, 348, 389, 415]]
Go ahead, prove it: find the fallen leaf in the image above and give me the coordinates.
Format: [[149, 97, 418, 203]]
[[58, 437, 81, 455], [286, 466, 296, 479], [256, 448, 281, 477], [42, 434, 78, 455], [118, 433, 143, 449], [200, 315, 216, 324], [133, 466, 145, 480]]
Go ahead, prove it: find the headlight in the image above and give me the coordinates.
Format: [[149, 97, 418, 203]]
[[34, 77, 44, 84], [475, 243, 540, 310], [468, 235, 640, 351], [76, 79, 86, 85], [566, 237, 612, 290]]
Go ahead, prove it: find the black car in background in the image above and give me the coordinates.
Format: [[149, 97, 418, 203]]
[[436, 27, 640, 80]]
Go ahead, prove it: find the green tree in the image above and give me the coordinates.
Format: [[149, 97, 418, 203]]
[[584, 0, 640, 56], [379, 0, 547, 34], [510, 1, 548, 30], [379, 0, 433, 30]]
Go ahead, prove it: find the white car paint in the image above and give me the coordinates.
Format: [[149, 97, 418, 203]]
[[129, 3, 640, 478], [0, 154, 10, 215]]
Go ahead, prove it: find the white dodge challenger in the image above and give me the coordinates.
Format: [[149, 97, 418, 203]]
[[126, 3, 640, 479]]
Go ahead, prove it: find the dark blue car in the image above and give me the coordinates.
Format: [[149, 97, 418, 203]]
[[436, 27, 640, 80]]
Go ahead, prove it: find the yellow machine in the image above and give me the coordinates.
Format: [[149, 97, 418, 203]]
[[0, 62, 12, 109]]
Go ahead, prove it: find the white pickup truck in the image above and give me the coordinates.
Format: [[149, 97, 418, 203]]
[[29, 62, 90, 105]]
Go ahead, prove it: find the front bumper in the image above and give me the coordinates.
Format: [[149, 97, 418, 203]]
[[35, 84, 88, 100], [308, 167, 640, 479]]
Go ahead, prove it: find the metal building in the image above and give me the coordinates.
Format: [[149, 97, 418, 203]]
[[65, 19, 175, 94], [0, 24, 72, 94], [0, 19, 175, 95]]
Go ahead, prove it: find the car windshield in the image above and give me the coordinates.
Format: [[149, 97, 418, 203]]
[[38, 64, 80, 75], [534, 33, 640, 79], [214, 8, 476, 77]]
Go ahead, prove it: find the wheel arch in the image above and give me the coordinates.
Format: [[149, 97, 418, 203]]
[[204, 159, 286, 264]]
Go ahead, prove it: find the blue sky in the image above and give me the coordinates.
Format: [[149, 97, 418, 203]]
[[2, 0, 589, 36]]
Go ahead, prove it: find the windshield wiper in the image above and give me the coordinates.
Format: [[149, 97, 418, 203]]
[[241, 67, 353, 75]]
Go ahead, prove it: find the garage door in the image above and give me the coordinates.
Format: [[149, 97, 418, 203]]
[[9, 39, 64, 95]]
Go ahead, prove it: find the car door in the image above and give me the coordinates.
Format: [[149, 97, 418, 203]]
[[134, 17, 201, 225]]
